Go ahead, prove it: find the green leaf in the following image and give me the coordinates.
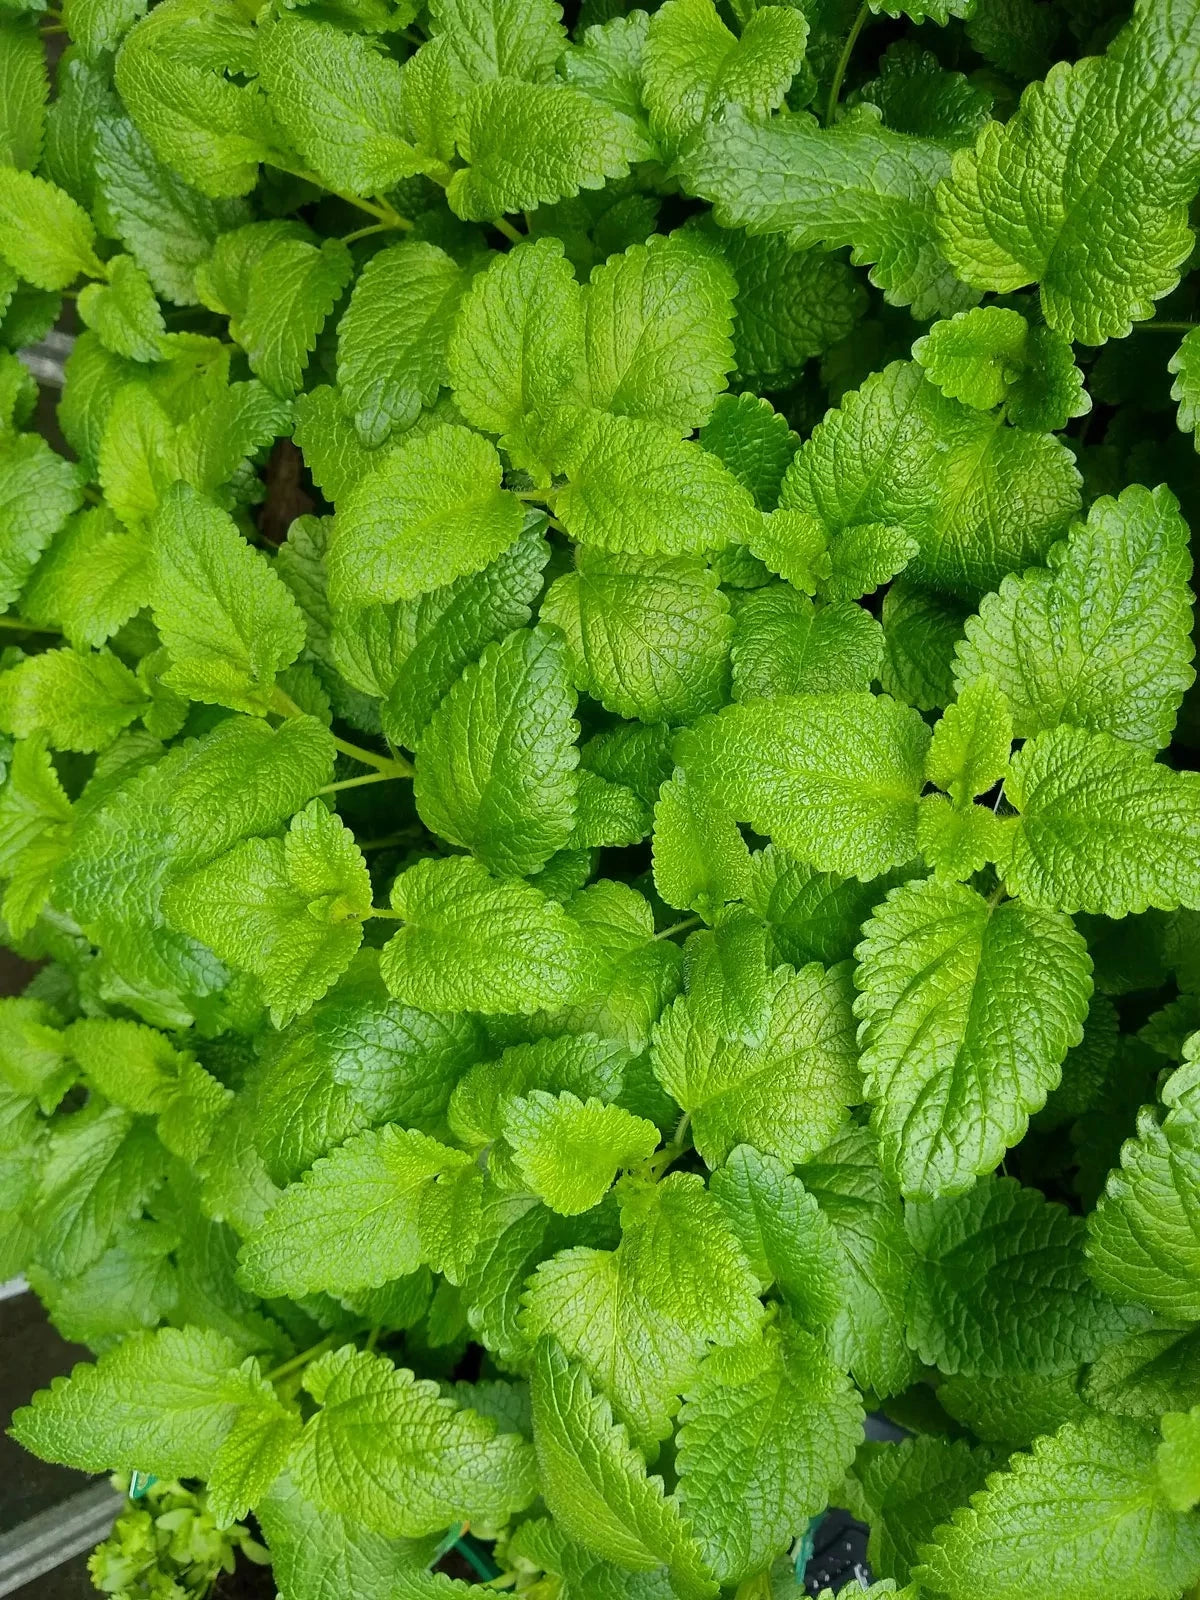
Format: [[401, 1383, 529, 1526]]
[[542, 546, 732, 724], [339, 242, 467, 447], [731, 588, 884, 700], [413, 623, 579, 876], [642, 0, 807, 153], [0, 647, 148, 754], [914, 1415, 1200, 1600], [253, 951, 483, 1181], [555, 410, 761, 556], [717, 229, 866, 388], [582, 231, 735, 432], [698, 391, 798, 509], [535, 878, 685, 1053], [681, 105, 968, 319], [529, 1339, 716, 1600], [847, 1435, 1000, 1588], [302, 407, 382, 519], [0, 168, 103, 290], [858, 39, 991, 146], [880, 579, 969, 712], [935, 0, 1200, 343], [290, 1344, 537, 1537], [916, 793, 1009, 880], [380, 855, 596, 1013], [331, 423, 525, 605], [1170, 328, 1200, 449], [562, 13, 656, 164], [208, 1400, 302, 1527], [54, 713, 334, 1006], [378, 518, 552, 748], [502, 1091, 659, 1214], [450, 1032, 629, 1149], [1087, 1059, 1200, 1319], [427, 0, 566, 84], [0, 734, 71, 891], [33, 1103, 166, 1279], [779, 361, 1082, 597], [238, 1123, 476, 1298], [651, 771, 753, 921], [743, 845, 905, 970], [27, 1218, 179, 1353], [200, 223, 353, 398], [794, 1125, 919, 1397], [818, 521, 915, 604], [0, 17, 47, 170], [11, 1325, 285, 1479], [0, 429, 84, 610], [66, 1026, 224, 1172], [682, 906, 772, 1048], [114, 0, 271, 200], [675, 691, 930, 880], [925, 675, 1011, 806], [911, 306, 1089, 431], [0, 996, 73, 1110], [62, 0, 148, 64], [954, 484, 1195, 754], [710, 1145, 846, 1332], [258, 16, 424, 195], [569, 769, 650, 850], [905, 1175, 1136, 1378], [856, 877, 1091, 1199], [676, 1322, 862, 1585], [257, 1474, 441, 1600], [446, 80, 643, 221], [77, 254, 166, 362], [164, 800, 373, 1026], [40, 53, 113, 212], [937, 1369, 1091, 1452], [1158, 1407, 1200, 1512], [523, 1174, 763, 1447], [1003, 724, 1200, 916], [149, 482, 306, 713], [581, 721, 674, 806], [448, 236, 583, 436], [651, 959, 860, 1167]]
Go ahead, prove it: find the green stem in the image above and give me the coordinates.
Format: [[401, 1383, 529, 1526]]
[[653, 915, 702, 941], [428, 1525, 467, 1570], [272, 164, 413, 231], [0, 615, 60, 634], [357, 830, 420, 851], [456, 1538, 501, 1583], [492, 216, 525, 245], [648, 1112, 692, 1179], [1137, 320, 1198, 333], [367, 907, 405, 919], [318, 771, 405, 796], [331, 733, 413, 776], [272, 687, 413, 777], [825, 1, 870, 126], [265, 1333, 339, 1384], [342, 221, 404, 246]]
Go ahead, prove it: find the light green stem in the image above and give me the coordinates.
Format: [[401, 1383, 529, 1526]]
[[825, 1, 870, 126]]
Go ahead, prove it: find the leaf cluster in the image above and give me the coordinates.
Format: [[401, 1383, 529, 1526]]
[[2, 0, 1200, 1596]]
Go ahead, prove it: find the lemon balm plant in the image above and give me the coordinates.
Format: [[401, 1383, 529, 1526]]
[[2, 0, 1200, 1594]]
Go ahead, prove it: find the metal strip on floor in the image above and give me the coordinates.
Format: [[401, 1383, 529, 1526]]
[[0, 1482, 123, 1598]]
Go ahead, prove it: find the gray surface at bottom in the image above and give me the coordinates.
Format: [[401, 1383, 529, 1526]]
[[0, 1483, 122, 1599]]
